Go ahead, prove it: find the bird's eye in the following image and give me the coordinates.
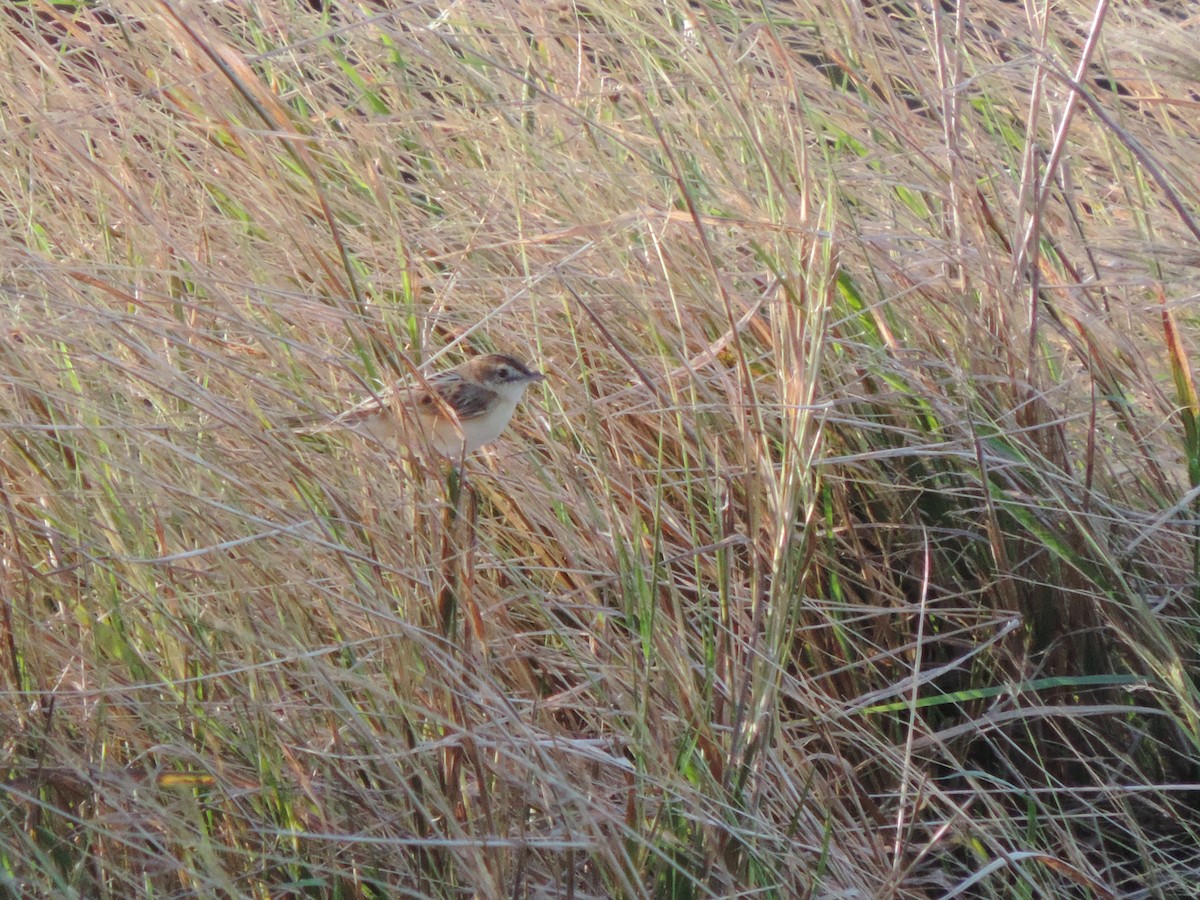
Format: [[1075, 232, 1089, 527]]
[[497, 366, 511, 379]]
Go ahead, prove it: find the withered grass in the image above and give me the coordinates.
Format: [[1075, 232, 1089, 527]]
[[2, 1, 1199, 896]]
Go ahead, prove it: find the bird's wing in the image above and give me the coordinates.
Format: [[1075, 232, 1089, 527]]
[[418, 373, 498, 421], [325, 372, 496, 429]]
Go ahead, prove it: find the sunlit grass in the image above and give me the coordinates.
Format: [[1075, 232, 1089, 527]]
[[2, 0, 1198, 896]]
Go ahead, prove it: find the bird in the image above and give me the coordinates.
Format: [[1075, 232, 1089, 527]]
[[313, 353, 545, 458]]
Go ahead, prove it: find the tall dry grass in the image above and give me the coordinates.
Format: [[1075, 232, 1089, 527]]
[[2, 0, 1198, 896]]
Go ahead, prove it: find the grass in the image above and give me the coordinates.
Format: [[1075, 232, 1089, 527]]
[[2, 0, 1199, 896]]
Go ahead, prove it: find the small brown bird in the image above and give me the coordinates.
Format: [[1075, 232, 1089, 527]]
[[320, 353, 545, 457]]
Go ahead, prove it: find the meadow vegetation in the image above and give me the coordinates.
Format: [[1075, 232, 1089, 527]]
[[2, 0, 1199, 896]]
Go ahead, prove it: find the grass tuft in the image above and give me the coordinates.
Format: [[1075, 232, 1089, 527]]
[[2, 0, 1199, 896]]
